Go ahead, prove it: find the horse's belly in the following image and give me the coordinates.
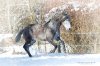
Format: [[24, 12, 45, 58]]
[[39, 33, 46, 40], [34, 33, 46, 41], [33, 28, 53, 41]]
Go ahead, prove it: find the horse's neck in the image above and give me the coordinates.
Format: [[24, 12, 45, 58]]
[[47, 20, 60, 32]]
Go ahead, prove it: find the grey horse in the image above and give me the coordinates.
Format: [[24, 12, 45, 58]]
[[15, 12, 71, 57]]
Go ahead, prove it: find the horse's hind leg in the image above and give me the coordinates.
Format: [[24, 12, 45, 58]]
[[57, 44, 61, 53], [60, 40, 66, 53], [48, 40, 57, 53], [50, 45, 57, 53], [23, 41, 34, 57]]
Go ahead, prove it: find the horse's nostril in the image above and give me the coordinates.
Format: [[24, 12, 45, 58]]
[[68, 28, 72, 31]]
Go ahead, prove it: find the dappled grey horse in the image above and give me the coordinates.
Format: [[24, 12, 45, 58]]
[[15, 12, 71, 57]]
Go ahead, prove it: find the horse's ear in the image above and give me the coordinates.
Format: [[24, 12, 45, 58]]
[[66, 15, 71, 21]]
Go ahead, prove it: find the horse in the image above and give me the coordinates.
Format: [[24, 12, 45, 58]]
[[15, 12, 71, 57]]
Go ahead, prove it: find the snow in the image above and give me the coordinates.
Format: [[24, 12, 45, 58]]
[[48, 5, 67, 13], [44, 5, 68, 22], [0, 53, 100, 66], [0, 34, 13, 42], [0, 23, 98, 66], [0, 2, 100, 66], [69, 1, 80, 11], [86, 3, 100, 11], [0, 45, 99, 66], [67, 1, 100, 12]]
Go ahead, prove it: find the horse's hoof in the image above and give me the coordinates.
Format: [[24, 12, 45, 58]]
[[49, 50, 55, 53], [29, 55, 33, 57], [58, 51, 61, 53], [64, 51, 66, 53]]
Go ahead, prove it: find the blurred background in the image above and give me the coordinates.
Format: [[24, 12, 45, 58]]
[[0, 0, 100, 54]]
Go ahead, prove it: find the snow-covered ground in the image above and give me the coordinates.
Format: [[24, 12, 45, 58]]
[[0, 34, 13, 42], [0, 53, 100, 66], [0, 34, 100, 66], [0, 2, 100, 66]]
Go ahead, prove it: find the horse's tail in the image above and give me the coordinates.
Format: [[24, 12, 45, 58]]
[[15, 29, 24, 42]]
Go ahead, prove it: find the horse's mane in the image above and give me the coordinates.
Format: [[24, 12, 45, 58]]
[[28, 24, 36, 27], [44, 19, 51, 27]]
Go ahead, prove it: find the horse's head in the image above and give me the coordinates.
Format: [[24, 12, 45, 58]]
[[57, 12, 71, 31], [62, 12, 71, 31], [45, 9, 71, 31]]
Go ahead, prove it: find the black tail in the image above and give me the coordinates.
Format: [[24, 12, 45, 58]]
[[15, 29, 24, 42]]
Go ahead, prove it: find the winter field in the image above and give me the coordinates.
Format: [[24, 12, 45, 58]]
[[0, 53, 100, 66], [0, 34, 100, 66], [0, 1, 100, 65]]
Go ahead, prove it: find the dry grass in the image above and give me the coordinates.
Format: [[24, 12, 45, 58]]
[[15, 0, 100, 53], [0, 0, 100, 53]]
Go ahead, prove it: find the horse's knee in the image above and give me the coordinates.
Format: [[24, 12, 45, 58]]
[[54, 36, 60, 41], [54, 45, 57, 48], [30, 40, 36, 45], [23, 44, 29, 49], [56, 37, 60, 41], [23, 44, 25, 48], [23, 45, 27, 50]]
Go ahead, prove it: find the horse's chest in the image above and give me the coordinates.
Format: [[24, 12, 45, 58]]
[[49, 22, 57, 30], [49, 22, 54, 27]]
